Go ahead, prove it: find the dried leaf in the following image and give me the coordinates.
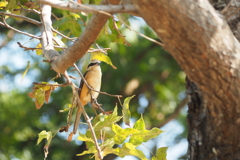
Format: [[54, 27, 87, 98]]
[[44, 89, 52, 103]]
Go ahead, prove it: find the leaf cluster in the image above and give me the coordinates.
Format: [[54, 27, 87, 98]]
[[37, 97, 167, 160]]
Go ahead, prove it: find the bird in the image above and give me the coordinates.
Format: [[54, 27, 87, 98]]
[[73, 59, 102, 134]]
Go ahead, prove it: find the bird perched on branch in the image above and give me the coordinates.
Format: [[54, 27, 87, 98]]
[[73, 59, 102, 134]]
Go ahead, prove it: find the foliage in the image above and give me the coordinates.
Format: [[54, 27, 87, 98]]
[[37, 99, 166, 160]]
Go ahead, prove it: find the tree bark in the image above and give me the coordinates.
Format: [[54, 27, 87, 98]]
[[133, 0, 240, 159]]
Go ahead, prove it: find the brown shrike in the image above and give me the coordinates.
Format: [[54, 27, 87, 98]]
[[73, 59, 102, 134]]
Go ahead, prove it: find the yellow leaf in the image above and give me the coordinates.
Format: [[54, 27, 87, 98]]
[[0, 2, 8, 8], [90, 52, 117, 69], [36, 43, 42, 55], [70, 13, 80, 20]]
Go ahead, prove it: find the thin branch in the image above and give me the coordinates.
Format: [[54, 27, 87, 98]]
[[17, 42, 41, 51], [88, 48, 111, 53], [157, 97, 188, 128], [95, 43, 108, 55], [17, 41, 66, 51], [77, 96, 103, 159], [16, 1, 41, 14], [0, 11, 41, 26], [33, 82, 69, 87], [73, 64, 122, 98], [38, 0, 138, 15], [0, 19, 41, 39], [69, 81, 103, 159], [51, 27, 77, 42]]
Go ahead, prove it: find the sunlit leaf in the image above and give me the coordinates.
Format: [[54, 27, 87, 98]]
[[35, 43, 42, 55], [133, 115, 145, 131], [76, 145, 97, 156], [70, 13, 80, 20], [78, 133, 94, 143], [115, 143, 147, 160], [129, 128, 163, 146], [37, 130, 52, 145], [0, 1, 8, 8], [94, 105, 121, 131], [90, 52, 117, 69], [122, 95, 135, 126], [112, 124, 138, 144], [154, 147, 168, 160]]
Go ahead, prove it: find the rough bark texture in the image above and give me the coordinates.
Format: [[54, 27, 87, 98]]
[[132, 0, 240, 159]]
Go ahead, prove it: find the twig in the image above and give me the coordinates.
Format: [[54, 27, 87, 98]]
[[17, 41, 66, 51], [95, 43, 108, 55], [78, 96, 103, 159], [88, 48, 111, 53], [73, 64, 122, 98], [51, 27, 77, 42], [118, 96, 123, 106], [69, 81, 103, 159], [17, 42, 41, 51], [0, 11, 41, 26], [33, 82, 69, 87], [16, 1, 41, 14], [0, 19, 41, 39]]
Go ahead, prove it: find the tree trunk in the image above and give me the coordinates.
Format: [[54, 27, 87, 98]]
[[133, 0, 240, 159]]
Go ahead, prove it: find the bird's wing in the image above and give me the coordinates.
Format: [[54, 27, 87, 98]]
[[78, 70, 88, 95]]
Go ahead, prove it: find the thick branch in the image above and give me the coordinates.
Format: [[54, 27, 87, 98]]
[[40, 5, 60, 72], [38, 0, 138, 15], [38, 0, 121, 73]]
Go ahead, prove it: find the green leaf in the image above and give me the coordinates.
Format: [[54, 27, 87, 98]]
[[21, 61, 30, 82], [6, 0, 16, 12], [76, 145, 97, 156], [117, 13, 130, 26], [70, 13, 80, 20], [82, 0, 89, 4], [133, 115, 145, 131], [154, 147, 168, 160], [53, 12, 82, 37], [78, 133, 94, 143], [129, 128, 163, 146], [94, 106, 122, 131], [34, 88, 45, 109], [22, 61, 39, 82], [122, 95, 135, 126], [112, 124, 138, 144], [94, 0, 101, 5], [37, 130, 52, 145], [115, 143, 147, 160], [102, 147, 117, 157], [108, 18, 131, 46], [90, 52, 117, 69]]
